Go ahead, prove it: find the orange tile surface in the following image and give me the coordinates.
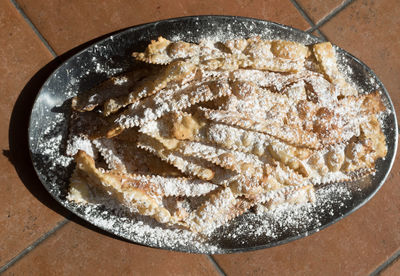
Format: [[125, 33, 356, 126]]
[[0, 0, 64, 267], [296, 0, 346, 24], [1, 0, 400, 274], [15, 0, 310, 55], [4, 222, 220, 276]]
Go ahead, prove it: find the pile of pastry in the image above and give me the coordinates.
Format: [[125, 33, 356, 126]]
[[66, 36, 387, 234]]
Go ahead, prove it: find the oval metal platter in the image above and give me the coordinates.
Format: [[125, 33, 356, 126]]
[[29, 16, 398, 254]]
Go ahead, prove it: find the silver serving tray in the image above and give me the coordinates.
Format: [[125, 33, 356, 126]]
[[28, 16, 398, 254]]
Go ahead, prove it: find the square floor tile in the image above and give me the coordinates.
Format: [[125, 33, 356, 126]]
[[3, 222, 220, 275], [0, 0, 65, 267], [16, 0, 310, 54]]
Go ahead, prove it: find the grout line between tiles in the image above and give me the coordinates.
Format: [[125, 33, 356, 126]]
[[206, 255, 227, 276], [307, 0, 355, 32], [289, 0, 317, 30], [370, 249, 400, 276], [0, 219, 69, 274], [314, 29, 328, 42], [289, 0, 328, 41], [9, 0, 57, 57]]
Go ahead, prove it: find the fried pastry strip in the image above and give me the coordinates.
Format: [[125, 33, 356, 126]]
[[176, 140, 265, 178], [133, 36, 309, 72], [92, 136, 183, 176], [82, 158, 215, 200], [341, 115, 387, 172], [137, 133, 242, 186], [199, 54, 305, 72], [132, 97, 386, 183], [137, 134, 216, 181], [306, 136, 384, 183], [196, 119, 381, 182], [231, 69, 314, 94], [312, 42, 358, 96], [151, 111, 306, 157], [254, 182, 312, 205], [110, 80, 231, 136], [71, 69, 152, 112], [71, 150, 174, 224], [112, 172, 218, 198], [185, 187, 245, 233], [153, 176, 218, 197], [186, 180, 314, 234], [200, 89, 386, 150], [103, 60, 198, 115], [140, 113, 313, 176], [255, 184, 316, 212], [132, 37, 199, 64], [139, 119, 269, 187], [139, 112, 204, 149], [68, 167, 96, 203], [200, 107, 321, 149]]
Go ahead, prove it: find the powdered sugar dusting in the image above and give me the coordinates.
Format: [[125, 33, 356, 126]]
[[29, 17, 397, 254], [213, 183, 352, 245], [31, 108, 387, 253]]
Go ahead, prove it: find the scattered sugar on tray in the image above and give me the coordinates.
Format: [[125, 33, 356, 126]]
[[216, 183, 352, 244], [40, 105, 374, 253], [31, 112, 74, 198], [74, 202, 220, 252], [113, 76, 128, 85], [377, 110, 392, 143], [94, 62, 124, 76], [33, 31, 393, 253]]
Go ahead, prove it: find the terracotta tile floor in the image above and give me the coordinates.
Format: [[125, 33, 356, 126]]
[[296, 0, 347, 25], [15, 0, 309, 55], [1, 0, 399, 274], [0, 0, 65, 268]]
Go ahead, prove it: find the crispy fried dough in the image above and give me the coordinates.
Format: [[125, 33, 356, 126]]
[[67, 37, 388, 234]]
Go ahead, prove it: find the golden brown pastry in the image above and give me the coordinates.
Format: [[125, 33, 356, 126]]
[[66, 37, 387, 234]]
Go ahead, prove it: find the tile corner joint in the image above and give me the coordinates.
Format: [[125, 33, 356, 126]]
[[289, 0, 317, 30]]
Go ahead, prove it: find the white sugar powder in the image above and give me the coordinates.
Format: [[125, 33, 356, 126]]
[[30, 27, 392, 253]]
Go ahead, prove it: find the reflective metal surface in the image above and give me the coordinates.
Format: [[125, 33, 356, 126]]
[[28, 16, 398, 253]]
